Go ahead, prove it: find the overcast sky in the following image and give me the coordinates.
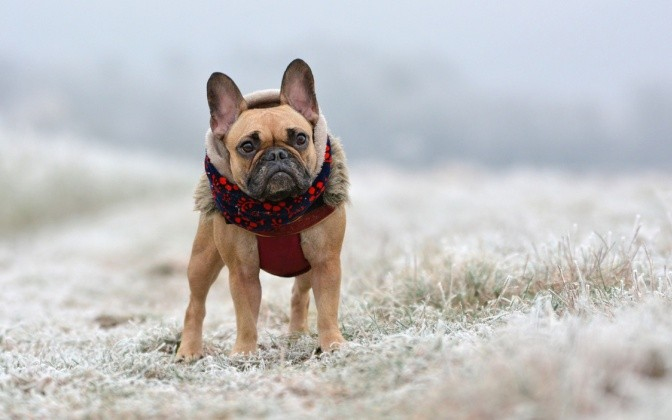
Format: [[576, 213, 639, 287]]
[[5, 1, 671, 98], [2, 1, 671, 168]]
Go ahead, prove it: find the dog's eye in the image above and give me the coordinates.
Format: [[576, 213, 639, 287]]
[[295, 133, 307, 146], [239, 141, 255, 154]]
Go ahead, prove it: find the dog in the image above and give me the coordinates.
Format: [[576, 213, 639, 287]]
[[176, 59, 349, 361]]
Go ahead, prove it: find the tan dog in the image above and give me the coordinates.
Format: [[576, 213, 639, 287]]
[[176, 59, 348, 361]]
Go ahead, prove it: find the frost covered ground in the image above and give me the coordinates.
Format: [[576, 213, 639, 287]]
[[2, 129, 672, 418]]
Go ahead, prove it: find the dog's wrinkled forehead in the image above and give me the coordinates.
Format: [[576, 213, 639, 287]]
[[226, 105, 313, 147]]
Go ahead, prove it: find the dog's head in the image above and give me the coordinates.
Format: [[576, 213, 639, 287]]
[[207, 59, 320, 202]]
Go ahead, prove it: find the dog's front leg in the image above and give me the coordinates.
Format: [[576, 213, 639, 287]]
[[209, 216, 261, 355], [310, 257, 345, 351], [176, 216, 224, 362], [300, 207, 347, 351], [228, 264, 262, 355]]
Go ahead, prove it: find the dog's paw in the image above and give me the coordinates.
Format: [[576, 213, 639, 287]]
[[175, 347, 203, 363], [175, 353, 203, 363], [318, 333, 346, 353], [230, 341, 258, 356]]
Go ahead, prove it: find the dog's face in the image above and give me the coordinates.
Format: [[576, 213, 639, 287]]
[[207, 59, 320, 202]]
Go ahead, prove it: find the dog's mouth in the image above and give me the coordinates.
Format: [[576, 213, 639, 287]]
[[247, 166, 310, 202], [263, 169, 299, 198], [246, 149, 312, 201]]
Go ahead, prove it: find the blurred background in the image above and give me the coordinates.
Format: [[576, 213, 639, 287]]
[[1, 0, 672, 170]]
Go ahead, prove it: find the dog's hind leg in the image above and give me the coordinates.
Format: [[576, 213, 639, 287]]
[[289, 274, 312, 335], [176, 215, 224, 362]]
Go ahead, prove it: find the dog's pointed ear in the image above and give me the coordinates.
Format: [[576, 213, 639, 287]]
[[280, 59, 319, 125], [207, 72, 247, 137]]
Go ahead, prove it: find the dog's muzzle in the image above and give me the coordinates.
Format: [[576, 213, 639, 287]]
[[248, 148, 311, 201]]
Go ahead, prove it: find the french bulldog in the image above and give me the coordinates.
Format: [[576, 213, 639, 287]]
[[176, 59, 348, 360]]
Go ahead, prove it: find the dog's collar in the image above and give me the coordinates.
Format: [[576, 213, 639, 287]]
[[205, 139, 333, 235]]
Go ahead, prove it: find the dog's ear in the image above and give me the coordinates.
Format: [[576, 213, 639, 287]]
[[280, 59, 319, 125], [207, 72, 247, 137]]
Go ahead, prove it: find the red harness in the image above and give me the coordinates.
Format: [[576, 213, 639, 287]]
[[256, 204, 335, 277]]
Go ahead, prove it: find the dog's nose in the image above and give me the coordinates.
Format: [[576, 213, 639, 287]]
[[263, 148, 289, 161]]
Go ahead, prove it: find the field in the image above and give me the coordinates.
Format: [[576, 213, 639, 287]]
[[2, 131, 672, 418]]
